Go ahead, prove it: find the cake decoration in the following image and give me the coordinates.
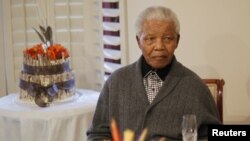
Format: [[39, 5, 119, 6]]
[[19, 25, 75, 107]]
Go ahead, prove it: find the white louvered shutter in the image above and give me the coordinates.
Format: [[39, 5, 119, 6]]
[[47, 0, 103, 90], [0, 0, 6, 96], [3, 0, 40, 94]]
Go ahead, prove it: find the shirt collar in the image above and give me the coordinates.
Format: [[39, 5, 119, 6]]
[[141, 56, 173, 80]]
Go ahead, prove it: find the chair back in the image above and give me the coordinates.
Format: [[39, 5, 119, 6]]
[[202, 79, 225, 122]]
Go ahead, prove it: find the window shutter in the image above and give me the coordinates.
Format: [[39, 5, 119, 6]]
[[0, 0, 6, 96], [102, 0, 123, 81], [3, 0, 40, 93], [47, 0, 103, 90]]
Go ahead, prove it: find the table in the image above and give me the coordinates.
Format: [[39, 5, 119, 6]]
[[0, 89, 100, 141]]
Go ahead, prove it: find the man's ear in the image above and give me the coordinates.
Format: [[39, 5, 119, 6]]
[[177, 34, 180, 45], [136, 36, 142, 49], [174, 34, 180, 49]]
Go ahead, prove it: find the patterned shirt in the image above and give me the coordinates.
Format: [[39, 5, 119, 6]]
[[141, 57, 173, 103], [143, 71, 164, 103]]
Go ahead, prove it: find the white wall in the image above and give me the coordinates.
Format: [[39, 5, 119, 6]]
[[126, 0, 250, 124]]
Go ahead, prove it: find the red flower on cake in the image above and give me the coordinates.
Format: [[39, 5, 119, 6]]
[[46, 49, 56, 60], [47, 44, 70, 60], [24, 44, 45, 59], [24, 43, 70, 60]]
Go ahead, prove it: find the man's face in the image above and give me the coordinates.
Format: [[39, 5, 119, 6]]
[[136, 19, 179, 69]]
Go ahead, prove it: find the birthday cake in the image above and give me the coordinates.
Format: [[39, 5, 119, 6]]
[[19, 26, 75, 107]]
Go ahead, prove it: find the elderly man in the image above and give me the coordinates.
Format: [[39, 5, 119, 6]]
[[87, 6, 221, 141]]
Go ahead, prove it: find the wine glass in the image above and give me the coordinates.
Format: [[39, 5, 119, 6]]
[[182, 114, 197, 141]]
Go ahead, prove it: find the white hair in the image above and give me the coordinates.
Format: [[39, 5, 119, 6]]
[[135, 6, 180, 36]]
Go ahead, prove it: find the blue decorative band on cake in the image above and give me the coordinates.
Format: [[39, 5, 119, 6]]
[[19, 79, 75, 96], [23, 61, 70, 75], [19, 78, 75, 107]]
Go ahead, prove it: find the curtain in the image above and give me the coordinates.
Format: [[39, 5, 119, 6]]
[[102, 0, 124, 81]]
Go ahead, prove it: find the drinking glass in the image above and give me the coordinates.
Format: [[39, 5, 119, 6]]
[[182, 114, 197, 141]]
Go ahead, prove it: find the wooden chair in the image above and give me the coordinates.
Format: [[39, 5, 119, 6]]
[[202, 79, 225, 122]]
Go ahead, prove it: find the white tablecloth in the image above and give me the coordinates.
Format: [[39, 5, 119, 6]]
[[0, 89, 100, 141]]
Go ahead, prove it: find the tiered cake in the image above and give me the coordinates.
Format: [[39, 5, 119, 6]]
[[19, 26, 75, 107]]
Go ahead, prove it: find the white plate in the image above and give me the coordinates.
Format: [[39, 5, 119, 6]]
[[14, 92, 80, 107]]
